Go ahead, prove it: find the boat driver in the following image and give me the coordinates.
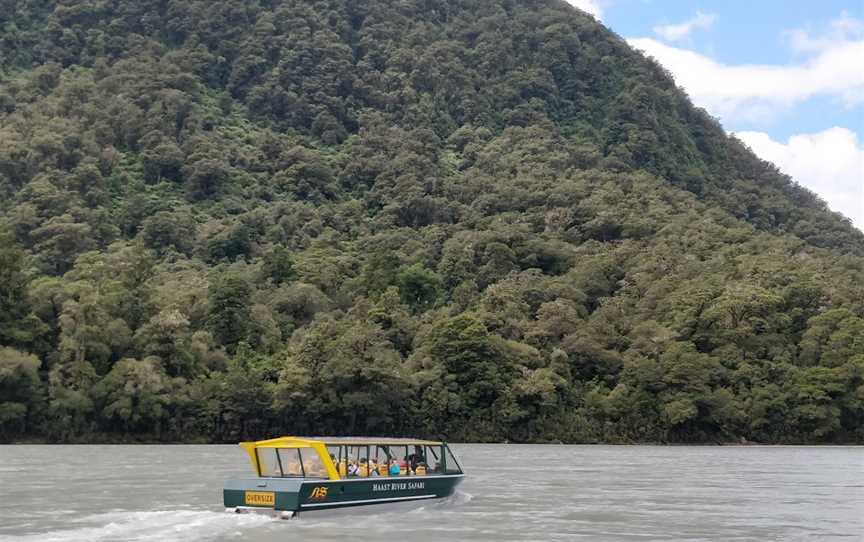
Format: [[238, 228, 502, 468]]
[[407, 445, 426, 473]]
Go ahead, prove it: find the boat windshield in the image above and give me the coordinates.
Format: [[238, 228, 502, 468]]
[[257, 447, 281, 477], [255, 447, 329, 478]]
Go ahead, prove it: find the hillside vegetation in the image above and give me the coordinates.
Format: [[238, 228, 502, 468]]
[[1, 0, 862, 444]]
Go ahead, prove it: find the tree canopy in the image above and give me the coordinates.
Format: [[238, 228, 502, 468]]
[[0, 0, 862, 444]]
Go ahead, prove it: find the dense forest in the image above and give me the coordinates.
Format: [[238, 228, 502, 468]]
[[0, 0, 862, 445]]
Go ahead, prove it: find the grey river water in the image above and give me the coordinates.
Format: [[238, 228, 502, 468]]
[[0, 445, 861, 541]]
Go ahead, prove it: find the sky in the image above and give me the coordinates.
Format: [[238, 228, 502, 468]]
[[565, 0, 864, 231]]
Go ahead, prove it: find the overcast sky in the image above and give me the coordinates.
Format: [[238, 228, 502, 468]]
[[566, 0, 864, 231]]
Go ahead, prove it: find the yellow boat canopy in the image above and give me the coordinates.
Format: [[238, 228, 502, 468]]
[[244, 436, 444, 448], [239, 436, 446, 480]]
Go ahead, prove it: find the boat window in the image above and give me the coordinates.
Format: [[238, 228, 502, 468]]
[[257, 448, 281, 477], [277, 448, 304, 476], [371, 445, 389, 475], [400, 446, 411, 475], [326, 445, 342, 465], [416, 445, 437, 475], [299, 447, 327, 478], [443, 445, 463, 474], [405, 444, 427, 474], [346, 445, 370, 476], [327, 444, 348, 476], [346, 445, 359, 465], [427, 446, 445, 474]]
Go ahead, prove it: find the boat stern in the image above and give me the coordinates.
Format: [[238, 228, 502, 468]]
[[223, 477, 305, 514]]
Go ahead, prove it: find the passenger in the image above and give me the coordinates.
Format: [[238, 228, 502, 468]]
[[415, 462, 427, 476], [347, 460, 359, 477], [389, 459, 400, 476], [370, 459, 380, 476], [359, 458, 369, 477], [399, 459, 408, 476], [407, 445, 426, 472]]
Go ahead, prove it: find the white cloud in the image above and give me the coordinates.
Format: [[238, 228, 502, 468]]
[[564, 0, 603, 19], [626, 12, 864, 228], [785, 10, 864, 52], [735, 128, 864, 231], [626, 35, 864, 122], [653, 11, 717, 42]]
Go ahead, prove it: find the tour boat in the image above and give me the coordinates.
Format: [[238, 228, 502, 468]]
[[223, 436, 465, 518]]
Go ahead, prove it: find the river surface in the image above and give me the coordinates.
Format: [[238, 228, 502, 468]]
[[0, 445, 861, 541]]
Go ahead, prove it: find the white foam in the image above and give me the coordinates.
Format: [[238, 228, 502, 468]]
[[0, 510, 275, 542], [446, 490, 474, 506]]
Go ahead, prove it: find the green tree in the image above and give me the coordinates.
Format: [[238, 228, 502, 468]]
[[261, 245, 296, 285], [800, 310, 864, 367], [31, 214, 95, 275], [397, 263, 442, 312], [0, 347, 43, 438], [134, 309, 196, 377], [0, 227, 46, 347], [210, 348, 275, 441], [140, 211, 196, 256], [47, 360, 97, 442], [422, 313, 516, 439], [184, 158, 230, 200], [207, 274, 252, 352], [92, 357, 171, 436]]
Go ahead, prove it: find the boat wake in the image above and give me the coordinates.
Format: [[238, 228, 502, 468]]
[[2, 490, 475, 541], [0, 509, 275, 542], [446, 490, 474, 506], [404, 489, 473, 515]]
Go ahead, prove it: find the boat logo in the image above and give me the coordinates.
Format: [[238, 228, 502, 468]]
[[309, 486, 329, 500]]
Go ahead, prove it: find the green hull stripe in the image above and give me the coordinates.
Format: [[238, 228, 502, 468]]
[[300, 494, 438, 508]]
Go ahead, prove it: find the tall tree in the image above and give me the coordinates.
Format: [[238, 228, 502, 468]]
[[207, 274, 252, 353], [0, 227, 46, 347]]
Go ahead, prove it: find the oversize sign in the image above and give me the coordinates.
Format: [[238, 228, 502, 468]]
[[244, 491, 275, 506]]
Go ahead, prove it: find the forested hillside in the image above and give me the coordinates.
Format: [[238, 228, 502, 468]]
[[1, 0, 862, 444]]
